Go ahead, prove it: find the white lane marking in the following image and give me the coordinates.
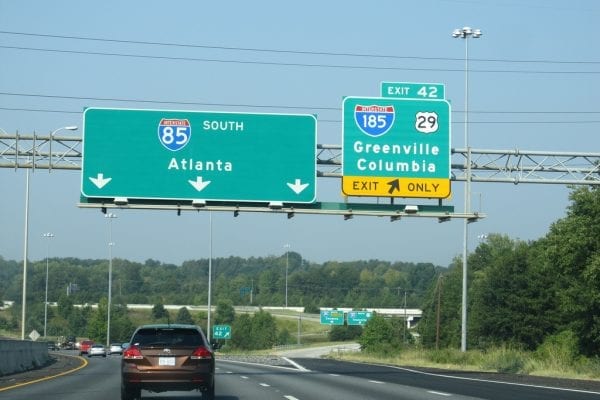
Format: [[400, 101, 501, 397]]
[[362, 362, 600, 396], [281, 356, 310, 372], [225, 371, 233, 374], [219, 358, 309, 372], [284, 396, 300, 400], [241, 375, 249, 379], [259, 383, 271, 387], [428, 391, 452, 397], [329, 373, 340, 377], [368, 380, 384, 384]]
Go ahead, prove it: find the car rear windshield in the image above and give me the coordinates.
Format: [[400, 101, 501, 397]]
[[132, 328, 203, 347]]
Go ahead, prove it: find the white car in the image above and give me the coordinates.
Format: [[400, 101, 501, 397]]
[[109, 343, 123, 355], [88, 344, 107, 358]]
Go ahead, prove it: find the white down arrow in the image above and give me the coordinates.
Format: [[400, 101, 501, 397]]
[[287, 179, 309, 194], [189, 176, 211, 192], [89, 173, 112, 189]]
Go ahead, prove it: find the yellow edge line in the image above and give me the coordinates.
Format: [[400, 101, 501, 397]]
[[0, 355, 88, 392]]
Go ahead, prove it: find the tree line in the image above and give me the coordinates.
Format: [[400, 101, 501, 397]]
[[2, 186, 599, 359], [0, 248, 438, 340], [418, 186, 600, 357]]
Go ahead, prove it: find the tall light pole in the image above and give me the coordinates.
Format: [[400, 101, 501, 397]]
[[207, 212, 213, 343], [105, 213, 117, 347], [284, 244, 290, 308], [20, 125, 77, 340], [452, 26, 482, 352], [42, 232, 54, 338]]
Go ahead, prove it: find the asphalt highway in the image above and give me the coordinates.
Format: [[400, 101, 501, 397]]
[[1, 352, 600, 400]]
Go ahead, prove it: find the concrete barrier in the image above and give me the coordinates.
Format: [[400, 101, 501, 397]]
[[0, 340, 49, 376]]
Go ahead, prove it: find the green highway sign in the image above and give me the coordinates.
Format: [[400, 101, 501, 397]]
[[81, 108, 317, 203], [320, 310, 344, 325], [342, 96, 451, 199], [347, 311, 373, 326], [381, 81, 445, 100], [212, 324, 232, 340]]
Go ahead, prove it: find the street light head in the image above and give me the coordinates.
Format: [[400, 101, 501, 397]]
[[42, 232, 55, 238], [51, 125, 79, 137], [105, 212, 118, 219], [452, 27, 482, 39]]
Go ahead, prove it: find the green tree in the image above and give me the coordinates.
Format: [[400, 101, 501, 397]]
[[215, 299, 235, 325], [175, 307, 194, 325], [358, 314, 400, 354], [418, 263, 463, 349], [231, 313, 252, 350], [469, 234, 558, 350], [329, 323, 362, 341], [250, 310, 278, 349], [87, 297, 108, 342], [152, 303, 169, 321], [544, 186, 600, 355]]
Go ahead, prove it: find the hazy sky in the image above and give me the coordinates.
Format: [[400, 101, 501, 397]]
[[1, 0, 598, 268]]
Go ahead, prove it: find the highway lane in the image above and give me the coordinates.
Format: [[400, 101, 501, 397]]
[[218, 359, 483, 400], [0, 355, 121, 400], [2, 354, 600, 400], [293, 358, 600, 400]]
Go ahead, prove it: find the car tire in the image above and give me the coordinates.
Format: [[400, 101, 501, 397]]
[[204, 383, 215, 400], [121, 383, 140, 400]]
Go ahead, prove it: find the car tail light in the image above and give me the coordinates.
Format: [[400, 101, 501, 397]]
[[190, 346, 213, 360], [123, 345, 144, 360]]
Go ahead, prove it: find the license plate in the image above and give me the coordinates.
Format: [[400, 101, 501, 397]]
[[159, 357, 175, 366]]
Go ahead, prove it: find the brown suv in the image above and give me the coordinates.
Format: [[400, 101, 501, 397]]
[[121, 324, 215, 400]]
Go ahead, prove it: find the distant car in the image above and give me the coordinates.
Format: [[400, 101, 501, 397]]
[[109, 343, 123, 355], [88, 344, 107, 358], [121, 324, 215, 400], [47, 342, 59, 351], [79, 340, 94, 356]]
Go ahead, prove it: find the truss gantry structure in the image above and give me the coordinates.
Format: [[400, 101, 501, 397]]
[[1, 132, 598, 184]]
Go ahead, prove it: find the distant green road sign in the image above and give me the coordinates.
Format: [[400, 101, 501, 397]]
[[81, 107, 317, 203], [320, 310, 344, 325], [381, 81, 445, 100], [212, 324, 231, 340], [347, 311, 373, 326]]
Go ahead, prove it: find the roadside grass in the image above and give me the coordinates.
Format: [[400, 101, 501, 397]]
[[325, 344, 600, 381]]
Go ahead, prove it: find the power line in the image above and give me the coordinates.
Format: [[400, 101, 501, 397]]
[[1, 106, 599, 125], [2, 30, 599, 66], [1, 45, 599, 75], [1, 91, 599, 115], [0, 91, 337, 111]]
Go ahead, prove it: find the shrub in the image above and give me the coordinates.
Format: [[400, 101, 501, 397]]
[[482, 346, 526, 374], [535, 330, 579, 369], [358, 315, 401, 354], [426, 348, 473, 366]]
